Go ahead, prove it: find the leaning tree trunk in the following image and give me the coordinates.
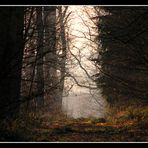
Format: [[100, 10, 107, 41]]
[[0, 7, 24, 119]]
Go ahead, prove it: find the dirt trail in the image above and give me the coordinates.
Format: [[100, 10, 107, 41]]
[[1, 105, 147, 142], [29, 113, 148, 142]]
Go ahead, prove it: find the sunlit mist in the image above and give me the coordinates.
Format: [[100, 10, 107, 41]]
[[62, 6, 107, 119]]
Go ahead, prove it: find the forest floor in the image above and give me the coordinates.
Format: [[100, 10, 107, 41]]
[[0, 104, 148, 142]]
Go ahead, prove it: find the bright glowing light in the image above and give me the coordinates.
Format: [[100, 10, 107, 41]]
[[65, 6, 98, 91], [62, 6, 107, 119]]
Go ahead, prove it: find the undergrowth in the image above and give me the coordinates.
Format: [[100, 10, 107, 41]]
[[0, 100, 147, 142]]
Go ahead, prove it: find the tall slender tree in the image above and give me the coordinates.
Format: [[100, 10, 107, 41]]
[[36, 7, 44, 108], [58, 6, 68, 107]]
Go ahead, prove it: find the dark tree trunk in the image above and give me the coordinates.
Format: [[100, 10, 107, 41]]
[[36, 7, 44, 108], [44, 7, 59, 103], [0, 7, 24, 119]]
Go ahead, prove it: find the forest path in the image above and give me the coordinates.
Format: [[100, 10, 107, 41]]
[[28, 107, 148, 142], [1, 105, 147, 142]]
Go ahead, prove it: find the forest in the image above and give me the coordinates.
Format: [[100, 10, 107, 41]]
[[0, 6, 147, 142]]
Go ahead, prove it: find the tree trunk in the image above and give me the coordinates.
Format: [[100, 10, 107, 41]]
[[0, 7, 24, 119], [44, 7, 59, 103], [58, 6, 67, 109], [36, 7, 44, 108]]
